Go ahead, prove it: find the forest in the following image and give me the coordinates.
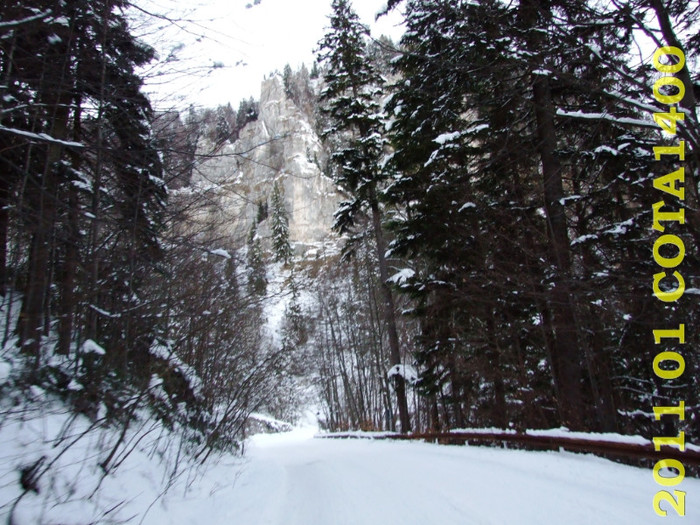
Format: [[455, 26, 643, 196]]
[[295, 0, 699, 439], [0, 0, 699, 520]]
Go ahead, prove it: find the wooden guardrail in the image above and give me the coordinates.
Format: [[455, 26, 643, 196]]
[[318, 430, 700, 466]]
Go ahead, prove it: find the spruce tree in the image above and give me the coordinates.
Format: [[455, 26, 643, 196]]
[[215, 105, 233, 143], [282, 272, 307, 351], [247, 221, 267, 296], [270, 181, 292, 265], [1, 0, 165, 374], [283, 63, 293, 97], [310, 61, 320, 79], [385, 0, 539, 430], [318, 0, 411, 432], [383, 0, 683, 432]]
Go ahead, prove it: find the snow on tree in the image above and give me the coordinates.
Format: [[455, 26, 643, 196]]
[[317, 0, 411, 432], [270, 181, 293, 265], [382, 0, 700, 434], [247, 221, 268, 296]]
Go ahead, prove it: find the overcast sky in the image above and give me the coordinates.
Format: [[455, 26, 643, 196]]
[[136, 0, 404, 111]]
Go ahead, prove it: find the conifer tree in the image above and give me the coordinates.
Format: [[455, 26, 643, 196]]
[[270, 181, 292, 265], [1, 0, 165, 375], [310, 61, 320, 79], [215, 105, 233, 143], [383, 0, 687, 432], [318, 0, 411, 432], [247, 221, 267, 296], [283, 63, 293, 97], [282, 271, 307, 351]]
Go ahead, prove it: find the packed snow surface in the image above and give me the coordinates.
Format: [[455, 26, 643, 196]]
[[3, 408, 699, 523], [157, 426, 699, 524]]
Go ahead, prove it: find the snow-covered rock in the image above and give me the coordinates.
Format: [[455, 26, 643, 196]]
[[193, 74, 341, 249]]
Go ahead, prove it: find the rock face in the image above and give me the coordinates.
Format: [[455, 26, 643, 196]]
[[193, 74, 340, 250]]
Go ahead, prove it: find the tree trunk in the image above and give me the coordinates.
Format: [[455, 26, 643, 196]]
[[520, 0, 587, 430], [18, 99, 70, 361], [364, 250, 395, 430], [56, 95, 83, 356], [368, 183, 411, 433], [56, 181, 79, 356], [0, 33, 17, 297], [487, 314, 507, 429], [0, 175, 9, 297]]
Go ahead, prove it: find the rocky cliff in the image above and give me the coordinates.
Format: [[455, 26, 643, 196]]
[[192, 74, 341, 252]]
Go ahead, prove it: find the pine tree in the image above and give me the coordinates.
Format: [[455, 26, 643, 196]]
[[270, 181, 292, 265], [384, 0, 535, 430], [318, 0, 411, 432], [237, 97, 259, 128], [247, 221, 267, 296], [1, 1, 165, 375], [281, 272, 307, 351], [283, 63, 293, 97], [383, 0, 685, 432], [256, 199, 268, 224], [215, 104, 233, 143]]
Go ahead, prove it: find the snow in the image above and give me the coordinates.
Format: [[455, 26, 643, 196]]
[[572, 233, 598, 246], [67, 379, 82, 391], [248, 412, 294, 432], [0, 125, 84, 148], [88, 303, 120, 318], [555, 109, 656, 130], [160, 429, 698, 524], [81, 338, 106, 355], [559, 195, 582, 205], [0, 360, 10, 383], [468, 123, 489, 133], [458, 202, 476, 212], [605, 218, 635, 236], [3, 390, 699, 525], [150, 341, 203, 397], [209, 248, 232, 259], [524, 428, 649, 445], [433, 131, 461, 145], [594, 145, 621, 156], [1, 393, 175, 523], [0, 11, 51, 29], [388, 268, 415, 285], [260, 262, 288, 350], [387, 363, 419, 384]]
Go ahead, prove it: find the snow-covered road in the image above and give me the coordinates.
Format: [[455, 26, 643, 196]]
[[158, 426, 700, 524]]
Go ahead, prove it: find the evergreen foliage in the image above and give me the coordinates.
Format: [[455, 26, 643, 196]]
[[379, 0, 699, 434], [283, 63, 293, 97], [310, 61, 320, 79], [0, 0, 166, 396], [247, 221, 267, 296], [318, 0, 412, 432], [270, 181, 292, 265], [0, 2, 281, 477]]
